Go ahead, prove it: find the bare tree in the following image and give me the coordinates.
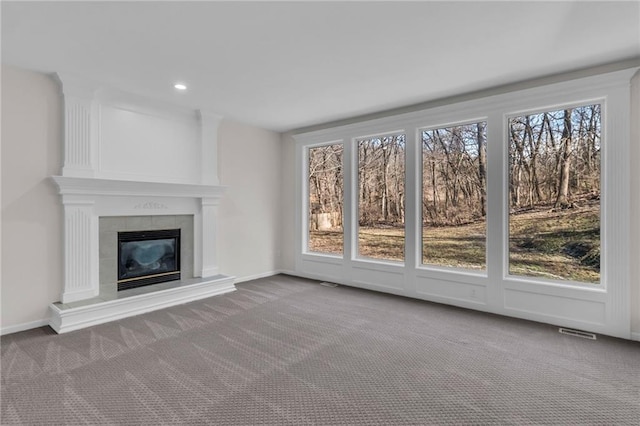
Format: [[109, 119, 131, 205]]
[[477, 122, 487, 216], [554, 109, 573, 208]]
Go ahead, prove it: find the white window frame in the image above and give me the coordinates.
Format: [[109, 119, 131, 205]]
[[354, 130, 407, 265], [503, 99, 606, 289], [417, 117, 489, 275], [303, 141, 345, 259], [293, 68, 636, 339]]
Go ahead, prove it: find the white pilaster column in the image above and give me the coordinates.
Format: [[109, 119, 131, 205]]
[[56, 73, 99, 178], [199, 197, 221, 277], [61, 197, 99, 303]]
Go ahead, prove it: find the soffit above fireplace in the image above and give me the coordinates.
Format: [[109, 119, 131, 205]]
[[55, 72, 222, 186]]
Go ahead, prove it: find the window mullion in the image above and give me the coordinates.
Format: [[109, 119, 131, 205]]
[[404, 129, 419, 271]]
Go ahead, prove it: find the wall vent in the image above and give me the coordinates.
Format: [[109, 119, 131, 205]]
[[320, 282, 339, 288], [559, 328, 597, 340]]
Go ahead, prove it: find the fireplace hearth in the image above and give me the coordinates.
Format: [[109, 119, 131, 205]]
[[118, 229, 180, 291]]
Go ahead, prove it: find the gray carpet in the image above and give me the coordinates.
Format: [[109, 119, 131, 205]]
[[2, 275, 639, 425]]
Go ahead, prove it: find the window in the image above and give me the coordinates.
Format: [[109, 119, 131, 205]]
[[508, 104, 601, 284], [421, 122, 487, 270], [296, 70, 632, 337], [357, 134, 405, 262], [308, 144, 344, 255]]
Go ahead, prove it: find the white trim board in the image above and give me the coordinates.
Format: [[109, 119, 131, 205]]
[[49, 275, 235, 334], [0, 272, 297, 336], [234, 270, 286, 284], [0, 319, 51, 336]]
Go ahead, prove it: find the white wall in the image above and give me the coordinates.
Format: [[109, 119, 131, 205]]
[[1, 65, 64, 332], [98, 102, 201, 184], [217, 120, 283, 282]]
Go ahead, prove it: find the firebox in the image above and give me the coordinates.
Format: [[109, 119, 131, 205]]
[[117, 229, 181, 291]]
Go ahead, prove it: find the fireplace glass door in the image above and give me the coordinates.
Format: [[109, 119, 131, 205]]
[[118, 229, 181, 291]]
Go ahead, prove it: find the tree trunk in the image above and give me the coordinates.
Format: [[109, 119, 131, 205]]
[[431, 160, 438, 216], [555, 109, 573, 208], [477, 122, 487, 216], [381, 146, 389, 222], [359, 143, 368, 225]]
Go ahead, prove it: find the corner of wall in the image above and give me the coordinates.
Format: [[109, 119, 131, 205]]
[[278, 132, 297, 273], [216, 120, 286, 281], [630, 69, 640, 338]]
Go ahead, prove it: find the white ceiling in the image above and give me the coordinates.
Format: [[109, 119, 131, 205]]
[[2, 1, 639, 132]]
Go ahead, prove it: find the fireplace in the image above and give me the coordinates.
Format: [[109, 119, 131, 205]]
[[117, 229, 181, 291], [48, 75, 236, 333]]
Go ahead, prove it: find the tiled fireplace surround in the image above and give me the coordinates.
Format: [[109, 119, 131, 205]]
[[48, 74, 236, 333], [98, 215, 195, 299]]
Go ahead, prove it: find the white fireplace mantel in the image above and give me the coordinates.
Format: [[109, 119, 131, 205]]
[[48, 74, 234, 333], [52, 176, 226, 199], [51, 175, 228, 304]]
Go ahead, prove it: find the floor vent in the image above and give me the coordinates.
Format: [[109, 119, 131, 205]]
[[320, 282, 339, 288], [559, 328, 597, 340]]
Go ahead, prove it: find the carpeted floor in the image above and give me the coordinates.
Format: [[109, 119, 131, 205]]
[[2, 274, 639, 425]]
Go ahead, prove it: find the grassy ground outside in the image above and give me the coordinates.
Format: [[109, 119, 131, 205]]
[[509, 201, 600, 283], [308, 201, 600, 283]]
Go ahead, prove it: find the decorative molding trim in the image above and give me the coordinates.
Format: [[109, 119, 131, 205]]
[[51, 176, 226, 199], [63, 97, 94, 176], [134, 201, 169, 210], [0, 319, 51, 336], [55, 72, 100, 98], [49, 275, 236, 334], [96, 86, 202, 122]]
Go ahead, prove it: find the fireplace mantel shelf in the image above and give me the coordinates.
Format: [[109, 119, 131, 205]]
[[51, 176, 226, 199], [50, 174, 231, 313]]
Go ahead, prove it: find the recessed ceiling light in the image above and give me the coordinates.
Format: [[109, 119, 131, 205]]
[[174, 83, 187, 90]]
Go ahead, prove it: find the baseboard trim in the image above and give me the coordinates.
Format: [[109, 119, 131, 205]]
[[631, 332, 640, 342], [49, 275, 236, 334], [235, 270, 294, 284], [1, 319, 50, 336], [0, 272, 298, 336]]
